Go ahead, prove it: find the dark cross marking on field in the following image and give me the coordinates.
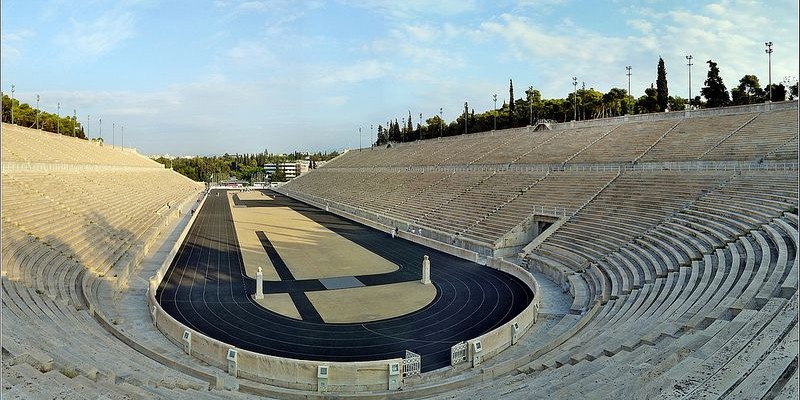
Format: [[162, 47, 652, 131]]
[[255, 230, 323, 323]]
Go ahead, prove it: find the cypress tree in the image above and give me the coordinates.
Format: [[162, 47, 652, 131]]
[[701, 60, 730, 108], [509, 79, 515, 126], [656, 57, 669, 111], [509, 79, 515, 112]]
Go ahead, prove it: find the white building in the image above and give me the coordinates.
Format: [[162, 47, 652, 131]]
[[264, 160, 310, 180]]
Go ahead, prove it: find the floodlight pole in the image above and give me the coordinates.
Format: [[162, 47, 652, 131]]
[[528, 86, 534, 126], [99, 118, 102, 141], [121, 126, 124, 148], [685, 55, 693, 108], [359, 127, 362, 151], [439, 107, 443, 138], [572, 77, 577, 121], [581, 82, 585, 120], [419, 113, 422, 140], [370, 124, 373, 146], [10, 84, 14, 125], [87, 115, 90, 138], [625, 66, 632, 98], [464, 102, 468, 135], [35, 95, 40, 129], [765, 42, 773, 102], [493, 94, 497, 130]]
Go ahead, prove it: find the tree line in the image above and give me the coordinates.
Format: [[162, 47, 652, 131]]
[[2, 94, 87, 138], [375, 59, 799, 146], [151, 150, 339, 183]]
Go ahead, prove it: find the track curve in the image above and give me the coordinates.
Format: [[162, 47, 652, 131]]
[[156, 189, 532, 371]]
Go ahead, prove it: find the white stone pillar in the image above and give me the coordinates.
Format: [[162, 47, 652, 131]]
[[421, 255, 431, 285], [255, 267, 264, 300]]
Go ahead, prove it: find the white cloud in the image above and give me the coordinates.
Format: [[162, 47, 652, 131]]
[[226, 41, 275, 68], [317, 60, 390, 84], [473, 0, 797, 99], [56, 12, 136, 59], [1, 29, 35, 62], [627, 19, 653, 34], [339, 0, 478, 19]]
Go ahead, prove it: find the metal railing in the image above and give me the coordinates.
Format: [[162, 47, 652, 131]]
[[403, 350, 421, 377]]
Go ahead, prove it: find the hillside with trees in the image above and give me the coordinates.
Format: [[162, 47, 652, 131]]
[[152, 151, 339, 183], [375, 60, 797, 146], [2, 94, 86, 138]]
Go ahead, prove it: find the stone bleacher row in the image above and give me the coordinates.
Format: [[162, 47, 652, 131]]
[[2, 170, 201, 290], [326, 107, 797, 168], [2, 123, 160, 168], [2, 124, 213, 397], [283, 169, 620, 246], [1, 102, 797, 398], [507, 170, 798, 398], [278, 104, 799, 398]]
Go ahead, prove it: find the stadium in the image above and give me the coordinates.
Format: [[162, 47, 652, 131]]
[[2, 98, 798, 398], [2, 2, 799, 399]]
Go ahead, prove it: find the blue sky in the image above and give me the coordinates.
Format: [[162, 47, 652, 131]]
[[2, 0, 798, 156]]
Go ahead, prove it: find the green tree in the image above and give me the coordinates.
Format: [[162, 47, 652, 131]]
[[600, 88, 628, 117], [271, 167, 286, 182], [701, 60, 730, 108], [375, 124, 388, 146], [667, 96, 687, 111], [763, 83, 787, 102], [388, 119, 400, 142], [656, 57, 669, 111], [635, 86, 659, 114], [731, 74, 765, 105], [508, 79, 515, 112], [407, 111, 414, 139]]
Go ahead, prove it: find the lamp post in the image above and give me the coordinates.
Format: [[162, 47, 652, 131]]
[[99, 118, 102, 141], [626, 66, 632, 114], [528, 86, 534, 126], [463, 102, 468, 135], [35, 95, 40, 129], [370, 124, 373, 146], [10, 84, 14, 125], [492, 94, 497, 130], [87, 115, 90, 138], [121, 126, 124, 148], [359, 127, 362, 151], [57, 102, 60, 135], [765, 42, 773, 102], [419, 113, 422, 140], [572, 77, 577, 121], [439, 107, 443, 138], [625, 66, 632, 97], [685, 55, 693, 108], [402, 117, 405, 141], [581, 81, 585, 120], [72, 109, 76, 137]]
